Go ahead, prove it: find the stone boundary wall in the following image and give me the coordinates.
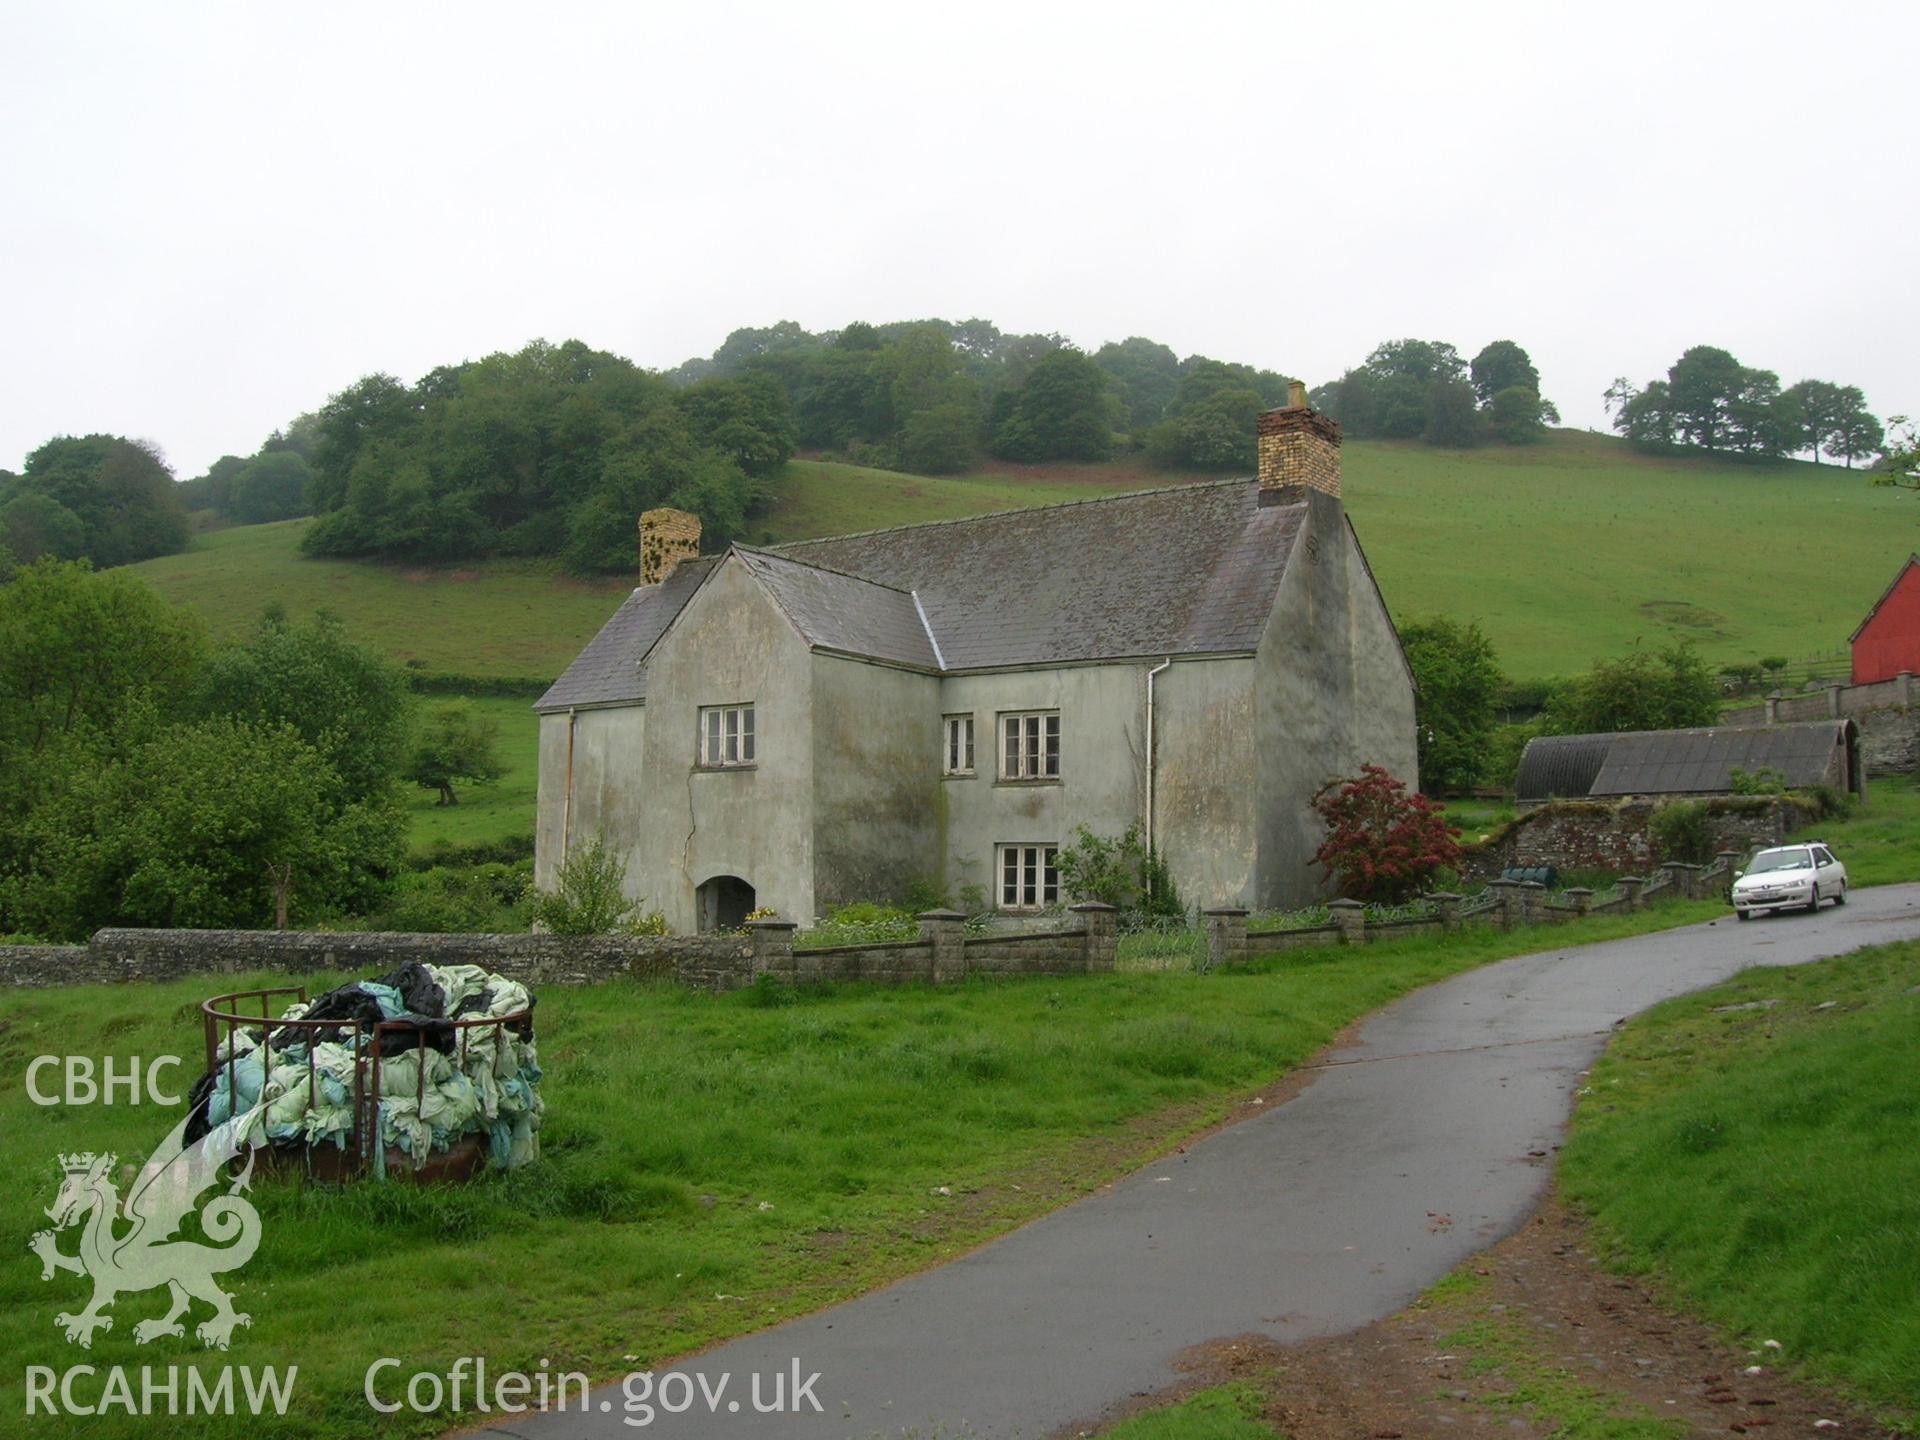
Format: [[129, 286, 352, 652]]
[[1202, 859, 1727, 970], [0, 928, 749, 991], [1, 907, 1121, 994], [1722, 674, 1920, 775], [1460, 797, 1806, 881]]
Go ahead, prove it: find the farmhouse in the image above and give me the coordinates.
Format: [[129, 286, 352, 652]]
[[1850, 553, 1920, 685], [533, 390, 1417, 931]]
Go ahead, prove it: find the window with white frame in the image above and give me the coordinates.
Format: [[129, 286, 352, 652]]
[[943, 714, 975, 775], [999, 711, 1060, 780], [998, 844, 1059, 909], [699, 704, 756, 767]]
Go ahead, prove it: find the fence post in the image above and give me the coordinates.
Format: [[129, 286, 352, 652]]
[[1429, 892, 1462, 933], [1618, 875, 1645, 911], [1068, 902, 1118, 974], [1328, 898, 1366, 945], [1519, 880, 1547, 925], [918, 909, 969, 984], [1827, 683, 1845, 718], [1563, 887, 1593, 918], [1488, 878, 1519, 930], [1661, 862, 1704, 900], [745, 917, 797, 981], [1714, 850, 1742, 897], [1201, 907, 1248, 970]]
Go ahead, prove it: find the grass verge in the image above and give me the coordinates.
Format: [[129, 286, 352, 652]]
[[1098, 1382, 1280, 1439], [1559, 939, 1920, 1424], [1787, 772, 1920, 886], [1409, 1267, 1686, 1439], [0, 897, 1718, 1437]]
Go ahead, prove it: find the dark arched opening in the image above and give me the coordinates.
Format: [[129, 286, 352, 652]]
[[696, 875, 755, 932]]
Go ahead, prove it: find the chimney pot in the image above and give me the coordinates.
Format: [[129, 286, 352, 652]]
[[1287, 379, 1307, 408], [639, 506, 702, 585]]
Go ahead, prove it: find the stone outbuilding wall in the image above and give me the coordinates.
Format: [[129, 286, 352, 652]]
[[1461, 796, 1815, 880]]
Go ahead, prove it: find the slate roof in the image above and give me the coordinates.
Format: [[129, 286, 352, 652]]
[[732, 548, 940, 671], [1516, 721, 1850, 801], [782, 479, 1303, 670], [1589, 721, 1847, 796], [534, 558, 716, 711], [536, 479, 1307, 712]]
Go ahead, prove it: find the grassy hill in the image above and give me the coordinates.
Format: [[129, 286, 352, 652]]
[[132, 434, 1914, 687], [124, 434, 1916, 854]]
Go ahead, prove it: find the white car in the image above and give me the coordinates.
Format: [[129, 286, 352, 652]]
[[1730, 843, 1848, 919]]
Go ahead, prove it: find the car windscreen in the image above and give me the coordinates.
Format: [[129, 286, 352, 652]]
[[1748, 850, 1813, 874]]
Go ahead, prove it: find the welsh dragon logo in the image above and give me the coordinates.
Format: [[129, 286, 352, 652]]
[[29, 1108, 263, 1350]]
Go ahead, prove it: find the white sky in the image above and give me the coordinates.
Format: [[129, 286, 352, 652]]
[[2, 0, 1915, 478]]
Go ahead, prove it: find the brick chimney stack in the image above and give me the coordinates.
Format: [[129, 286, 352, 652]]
[[639, 507, 701, 585], [1257, 381, 1343, 506]]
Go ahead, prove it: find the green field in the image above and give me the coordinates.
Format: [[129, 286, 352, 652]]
[[0, 899, 1724, 1439], [129, 434, 1920, 687], [1561, 940, 1920, 1423], [127, 521, 634, 678], [404, 696, 542, 852]]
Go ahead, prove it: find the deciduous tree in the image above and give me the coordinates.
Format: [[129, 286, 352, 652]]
[[406, 701, 506, 806], [1400, 617, 1503, 794]]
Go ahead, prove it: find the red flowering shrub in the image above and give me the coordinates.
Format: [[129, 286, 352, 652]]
[[1309, 764, 1462, 903]]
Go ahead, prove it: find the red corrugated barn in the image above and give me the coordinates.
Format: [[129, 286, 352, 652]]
[[1851, 554, 1920, 684]]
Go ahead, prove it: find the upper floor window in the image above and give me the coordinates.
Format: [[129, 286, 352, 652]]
[[943, 714, 975, 776], [700, 704, 755, 767], [1000, 711, 1059, 781]]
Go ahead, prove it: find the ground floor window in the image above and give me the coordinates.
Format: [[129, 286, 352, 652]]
[[998, 844, 1059, 909]]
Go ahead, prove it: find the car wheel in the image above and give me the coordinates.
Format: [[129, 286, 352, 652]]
[[1736, 909, 1752, 922], [1833, 883, 1847, 906], [1807, 885, 1821, 913]]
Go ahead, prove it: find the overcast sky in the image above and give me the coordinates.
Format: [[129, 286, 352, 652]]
[[2, 0, 1914, 478]]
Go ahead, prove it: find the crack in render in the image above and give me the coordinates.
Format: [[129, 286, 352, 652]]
[[1301, 1027, 1620, 1070]]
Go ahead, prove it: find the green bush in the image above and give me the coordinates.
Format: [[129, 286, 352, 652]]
[[1649, 800, 1713, 864], [1053, 822, 1184, 923], [372, 860, 531, 933], [1727, 765, 1787, 795], [803, 902, 919, 948], [526, 838, 665, 935]]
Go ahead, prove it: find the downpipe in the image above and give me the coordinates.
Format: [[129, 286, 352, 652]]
[[1144, 658, 1172, 853]]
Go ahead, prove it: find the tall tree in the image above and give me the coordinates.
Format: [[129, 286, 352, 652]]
[[405, 701, 506, 806], [0, 559, 204, 764], [9, 435, 188, 566], [991, 349, 1115, 462], [1092, 337, 1180, 430], [1469, 341, 1540, 406], [195, 609, 413, 800], [1422, 378, 1482, 447], [1665, 345, 1745, 451], [1400, 616, 1503, 794], [228, 450, 313, 523], [1542, 644, 1721, 734]]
